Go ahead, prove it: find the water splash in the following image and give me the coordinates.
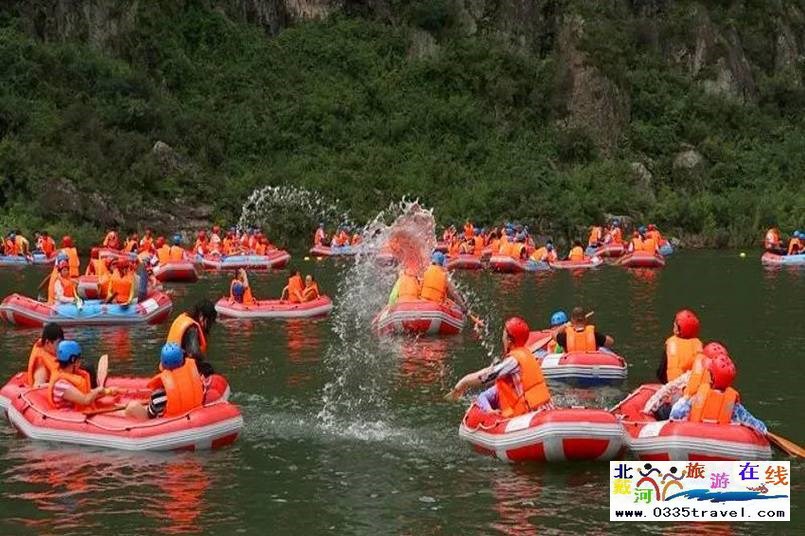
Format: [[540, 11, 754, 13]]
[[317, 199, 439, 430], [237, 185, 351, 244]]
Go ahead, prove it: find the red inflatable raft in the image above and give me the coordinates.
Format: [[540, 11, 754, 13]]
[[93, 247, 138, 264], [153, 260, 199, 283], [309, 245, 356, 257], [588, 243, 625, 258], [198, 250, 290, 270], [78, 275, 101, 299], [611, 384, 771, 461], [0, 293, 172, 327], [550, 256, 603, 270], [0, 373, 242, 452], [618, 251, 665, 268], [373, 300, 465, 335], [459, 403, 624, 462], [761, 251, 805, 266], [446, 254, 483, 270], [215, 296, 333, 319]]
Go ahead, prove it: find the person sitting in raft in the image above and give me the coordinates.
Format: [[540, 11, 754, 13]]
[[554, 307, 613, 352], [314, 223, 328, 247], [102, 229, 119, 250], [124, 343, 205, 421], [388, 267, 421, 305], [59, 235, 80, 277], [543, 310, 569, 353], [164, 234, 186, 262], [763, 227, 785, 254], [669, 350, 767, 434], [49, 259, 80, 305], [48, 340, 113, 410], [646, 224, 663, 245], [787, 231, 803, 256], [447, 317, 554, 417], [638, 226, 660, 254], [229, 268, 255, 305], [643, 340, 722, 420], [458, 236, 474, 255], [302, 275, 320, 302], [656, 309, 703, 384], [13, 231, 31, 256], [419, 252, 466, 309], [627, 230, 642, 253], [38, 231, 56, 258], [139, 228, 154, 254], [280, 269, 305, 303], [27, 323, 65, 387], [588, 225, 603, 248], [605, 219, 623, 244], [567, 240, 586, 261], [105, 259, 135, 306], [473, 230, 484, 256], [166, 300, 217, 377]]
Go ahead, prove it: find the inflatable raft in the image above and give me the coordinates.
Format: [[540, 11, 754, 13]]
[[459, 403, 624, 462], [153, 260, 199, 283], [611, 384, 771, 461], [0, 293, 172, 327], [0, 373, 241, 452], [446, 254, 483, 271], [309, 245, 356, 257], [585, 243, 625, 258], [550, 256, 603, 270], [0, 253, 52, 267], [77, 275, 102, 299], [215, 296, 333, 319], [94, 248, 138, 263], [488, 256, 551, 273], [373, 300, 465, 335], [198, 250, 290, 270], [761, 251, 805, 266], [536, 351, 627, 386], [618, 251, 665, 268]]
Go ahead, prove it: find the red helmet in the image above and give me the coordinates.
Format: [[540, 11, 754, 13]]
[[674, 309, 700, 338], [197, 230, 206, 238], [702, 342, 728, 359], [62, 236, 73, 247], [155, 236, 166, 248], [707, 353, 736, 390], [648, 224, 656, 230], [212, 225, 221, 233], [504, 316, 530, 347]]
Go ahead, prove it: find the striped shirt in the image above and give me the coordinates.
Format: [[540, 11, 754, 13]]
[[51, 379, 75, 408], [147, 388, 168, 419]]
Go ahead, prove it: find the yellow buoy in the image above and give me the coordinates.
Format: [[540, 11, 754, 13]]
[[304, 256, 310, 261], [739, 252, 746, 258]]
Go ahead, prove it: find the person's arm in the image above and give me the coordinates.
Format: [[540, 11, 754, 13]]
[[595, 331, 614, 348], [642, 373, 688, 414], [668, 396, 692, 421], [62, 383, 104, 407], [280, 286, 289, 301], [731, 403, 768, 435], [54, 280, 74, 304], [448, 358, 518, 400], [32, 366, 49, 387]]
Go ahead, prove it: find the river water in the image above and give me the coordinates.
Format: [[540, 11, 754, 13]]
[[0, 251, 802, 535]]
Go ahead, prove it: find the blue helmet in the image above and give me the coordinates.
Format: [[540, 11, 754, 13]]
[[160, 343, 184, 370], [638, 226, 647, 235], [431, 251, 445, 265], [56, 252, 69, 263], [57, 340, 82, 364], [474, 227, 480, 234], [612, 219, 620, 227], [550, 311, 568, 327], [172, 234, 182, 245], [795, 230, 803, 238]]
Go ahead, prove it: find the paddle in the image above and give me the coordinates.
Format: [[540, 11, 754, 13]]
[[767, 432, 805, 458], [96, 354, 109, 388]]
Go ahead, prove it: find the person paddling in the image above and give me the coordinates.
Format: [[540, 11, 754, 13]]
[[165, 300, 217, 377], [553, 307, 613, 352]]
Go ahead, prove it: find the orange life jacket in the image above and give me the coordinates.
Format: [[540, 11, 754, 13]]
[[490, 238, 501, 254], [588, 226, 602, 245], [168, 245, 184, 262], [86, 258, 110, 277], [287, 274, 304, 303], [4, 238, 18, 255], [610, 228, 622, 244], [497, 347, 552, 418], [167, 313, 207, 355], [108, 271, 134, 304], [564, 325, 597, 352], [665, 336, 703, 381], [61, 247, 80, 277], [254, 242, 267, 255], [147, 359, 204, 417], [419, 265, 447, 303], [139, 236, 154, 253], [193, 239, 207, 255], [448, 240, 460, 256], [510, 243, 525, 260], [396, 273, 421, 302], [49, 274, 76, 304], [641, 237, 658, 254], [27, 340, 59, 386], [630, 237, 643, 251], [568, 246, 584, 261], [103, 232, 118, 249], [41, 237, 56, 256], [473, 236, 484, 256], [223, 238, 237, 255], [683, 354, 711, 397], [647, 230, 662, 243], [689, 384, 739, 424], [48, 368, 92, 409], [156, 245, 171, 265], [530, 247, 547, 262], [464, 224, 474, 239], [303, 282, 320, 302]]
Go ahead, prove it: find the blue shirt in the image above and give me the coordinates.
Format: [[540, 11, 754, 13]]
[[669, 397, 767, 434]]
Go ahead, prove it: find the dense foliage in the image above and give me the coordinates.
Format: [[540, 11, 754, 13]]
[[0, 2, 802, 248]]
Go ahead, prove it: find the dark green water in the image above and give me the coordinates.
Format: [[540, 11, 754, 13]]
[[0, 251, 802, 535]]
